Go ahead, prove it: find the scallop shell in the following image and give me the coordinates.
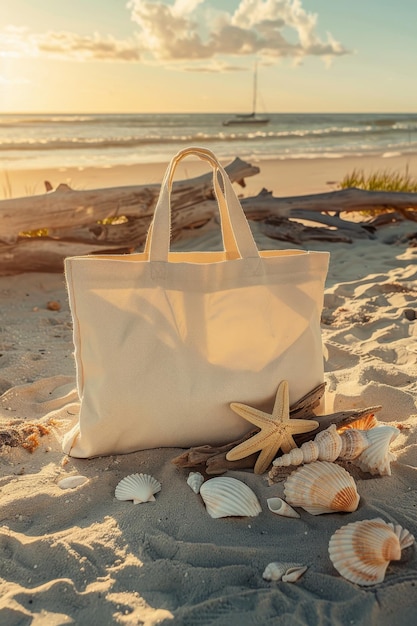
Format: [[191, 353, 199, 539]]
[[337, 414, 379, 432], [115, 473, 161, 504], [283, 460, 360, 515], [267, 497, 300, 519], [387, 523, 415, 550], [199, 476, 261, 519], [262, 562, 308, 582], [272, 425, 342, 468], [351, 425, 399, 476], [328, 518, 405, 586], [58, 475, 89, 490], [187, 471, 204, 494]]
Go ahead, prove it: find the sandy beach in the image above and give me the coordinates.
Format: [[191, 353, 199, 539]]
[[2, 152, 417, 200], [1, 155, 416, 625]]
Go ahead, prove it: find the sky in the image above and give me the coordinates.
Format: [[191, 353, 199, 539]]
[[0, 0, 416, 114]]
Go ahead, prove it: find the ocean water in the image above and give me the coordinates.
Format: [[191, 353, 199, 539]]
[[1, 112, 417, 170]]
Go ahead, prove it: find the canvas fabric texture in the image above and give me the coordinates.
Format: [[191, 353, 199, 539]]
[[62, 147, 329, 458]]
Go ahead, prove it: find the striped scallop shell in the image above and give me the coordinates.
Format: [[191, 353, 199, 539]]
[[337, 414, 379, 433], [351, 425, 399, 476], [328, 518, 405, 586], [199, 476, 261, 519], [115, 473, 161, 504], [387, 523, 415, 550], [283, 460, 360, 515]]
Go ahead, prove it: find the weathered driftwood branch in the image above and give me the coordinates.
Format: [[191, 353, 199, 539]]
[[241, 187, 417, 217], [0, 158, 258, 244], [0, 159, 258, 275], [1, 157, 417, 275], [172, 383, 382, 475]]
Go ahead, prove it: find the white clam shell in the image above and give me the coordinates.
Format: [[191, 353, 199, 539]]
[[351, 425, 399, 476], [115, 473, 161, 504], [283, 460, 360, 515], [58, 475, 89, 490], [262, 562, 308, 582], [328, 518, 405, 586], [199, 476, 261, 519], [267, 497, 300, 519], [187, 471, 204, 494]]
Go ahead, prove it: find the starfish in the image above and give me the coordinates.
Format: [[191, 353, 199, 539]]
[[226, 380, 319, 475]]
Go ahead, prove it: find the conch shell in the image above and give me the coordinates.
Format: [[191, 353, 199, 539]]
[[328, 518, 414, 586], [270, 424, 399, 477], [283, 460, 360, 515], [272, 425, 342, 467], [262, 562, 307, 582], [200, 476, 261, 519], [348, 425, 399, 476], [115, 473, 161, 504]]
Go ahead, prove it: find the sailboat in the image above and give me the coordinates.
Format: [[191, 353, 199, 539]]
[[223, 63, 270, 127]]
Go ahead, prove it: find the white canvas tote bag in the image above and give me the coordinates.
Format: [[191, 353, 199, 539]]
[[62, 147, 329, 458]]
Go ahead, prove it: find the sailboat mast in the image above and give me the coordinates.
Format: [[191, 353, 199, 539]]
[[252, 62, 257, 115]]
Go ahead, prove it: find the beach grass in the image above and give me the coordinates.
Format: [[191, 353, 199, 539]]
[[340, 168, 417, 192], [1, 170, 13, 199]]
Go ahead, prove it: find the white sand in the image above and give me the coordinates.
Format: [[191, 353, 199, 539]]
[[0, 161, 417, 625]]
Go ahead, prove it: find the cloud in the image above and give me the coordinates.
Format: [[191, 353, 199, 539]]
[[128, 0, 349, 63], [0, 25, 141, 62], [0, 1, 349, 67], [35, 31, 141, 61]]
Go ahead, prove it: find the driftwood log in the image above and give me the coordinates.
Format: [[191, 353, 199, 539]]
[[1, 156, 417, 275], [171, 383, 382, 475]]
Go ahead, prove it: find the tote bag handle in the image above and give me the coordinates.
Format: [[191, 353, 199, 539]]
[[145, 146, 260, 262]]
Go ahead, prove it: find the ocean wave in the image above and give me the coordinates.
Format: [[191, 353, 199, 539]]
[[1, 124, 416, 153]]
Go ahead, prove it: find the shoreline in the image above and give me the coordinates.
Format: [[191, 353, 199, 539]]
[[2, 153, 417, 200]]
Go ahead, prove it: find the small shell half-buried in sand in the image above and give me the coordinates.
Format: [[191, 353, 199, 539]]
[[267, 497, 300, 519], [187, 471, 204, 494], [262, 562, 308, 582]]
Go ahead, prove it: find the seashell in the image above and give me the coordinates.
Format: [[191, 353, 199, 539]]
[[199, 476, 261, 519], [272, 425, 342, 468], [272, 424, 398, 477], [283, 460, 360, 515], [351, 425, 399, 476], [387, 523, 415, 550], [262, 562, 308, 582], [338, 428, 369, 460], [58, 475, 89, 490], [187, 471, 204, 494], [337, 414, 379, 432], [115, 473, 161, 504], [328, 518, 406, 586], [267, 497, 300, 519]]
